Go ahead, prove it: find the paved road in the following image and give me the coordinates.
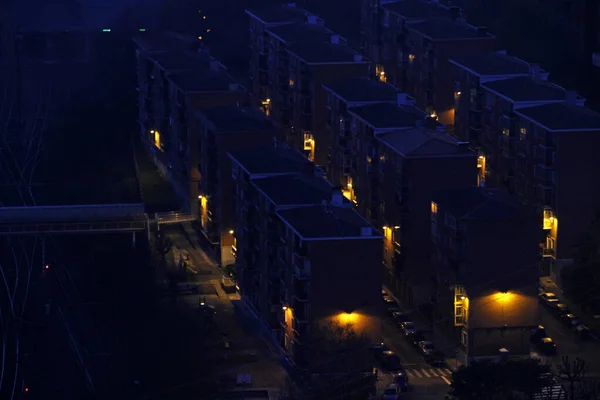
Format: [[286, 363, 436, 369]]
[[535, 304, 600, 376], [163, 226, 290, 395], [377, 294, 452, 399]]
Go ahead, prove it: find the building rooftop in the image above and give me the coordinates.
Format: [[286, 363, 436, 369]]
[[481, 77, 573, 103], [433, 187, 531, 220], [377, 127, 473, 158], [133, 32, 198, 53], [287, 42, 366, 65], [229, 146, 310, 176], [323, 78, 399, 103], [349, 103, 426, 129], [381, 0, 452, 20], [253, 175, 345, 206], [167, 69, 241, 93], [245, 4, 310, 25], [450, 52, 535, 77], [196, 107, 276, 133], [407, 19, 493, 40], [277, 205, 382, 240], [266, 22, 335, 45], [150, 51, 217, 72], [515, 103, 600, 132]]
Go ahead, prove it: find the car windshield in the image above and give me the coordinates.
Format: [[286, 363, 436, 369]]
[[405, 322, 415, 329], [384, 388, 397, 395], [423, 343, 434, 349]]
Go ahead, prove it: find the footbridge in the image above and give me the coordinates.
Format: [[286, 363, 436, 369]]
[[0, 204, 196, 235]]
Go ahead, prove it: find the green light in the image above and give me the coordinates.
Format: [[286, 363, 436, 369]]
[[139, 28, 146, 32], [102, 29, 111, 32]]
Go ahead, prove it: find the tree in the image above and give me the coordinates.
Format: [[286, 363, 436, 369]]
[[554, 356, 600, 400], [302, 320, 374, 399], [448, 358, 552, 400], [561, 213, 600, 312]]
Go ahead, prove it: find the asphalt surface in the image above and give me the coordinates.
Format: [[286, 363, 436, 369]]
[[376, 293, 453, 399]]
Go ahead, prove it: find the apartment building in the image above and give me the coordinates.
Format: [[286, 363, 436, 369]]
[[450, 51, 544, 146], [366, 0, 456, 84], [230, 145, 315, 270], [282, 40, 371, 168], [265, 20, 334, 128], [159, 67, 246, 213], [133, 32, 200, 140], [401, 19, 495, 125], [230, 147, 381, 367], [245, 3, 313, 106], [376, 127, 477, 307], [236, 171, 348, 329], [430, 187, 540, 365], [322, 77, 401, 189], [195, 107, 279, 265], [511, 102, 600, 277], [342, 98, 432, 221]]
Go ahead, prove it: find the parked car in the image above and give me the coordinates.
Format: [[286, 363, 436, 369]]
[[407, 330, 426, 347], [418, 341, 435, 356], [387, 306, 401, 318], [536, 337, 557, 355], [382, 384, 400, 400], [575, 324, 593, 340], [392, 311, 410, 327], [371, 342, 390, 358], [561, 313, 582, 329], [383, 297, 398, 308], [552, 303, 571, 317], [401, 321, 417, 336], [380, 350, 403, 371], [531, 325, 548, 342], [425, 350, 446, 367], [394, 372, 409, 392], [540, 292, 559, 307]]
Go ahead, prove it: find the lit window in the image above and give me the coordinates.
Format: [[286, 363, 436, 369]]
[[408, 54, 415, 62], [502, 128, 510, 136], [289, 79, 295, 87], [431, 202, 438, 215], [519, 127, 527, 140]]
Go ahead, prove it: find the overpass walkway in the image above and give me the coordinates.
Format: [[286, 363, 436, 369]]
[[0, 204, 196, 235]]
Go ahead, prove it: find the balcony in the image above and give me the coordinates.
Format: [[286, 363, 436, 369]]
[[542, 247, 556, 258], [534, 164, 555, 187], [294, 258, 311, 279], [533, 145, 555, 166]]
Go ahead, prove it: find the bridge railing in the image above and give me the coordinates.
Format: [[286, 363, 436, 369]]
[[0, 220, 147, 235]]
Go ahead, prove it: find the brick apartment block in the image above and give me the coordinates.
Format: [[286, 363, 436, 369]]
[[431, 187, 540, 365], [195, 108, 279, 265], [229, 146, 382, 367]]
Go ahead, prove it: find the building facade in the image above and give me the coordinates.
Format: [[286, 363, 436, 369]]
[[376, 127, 478, 307], [431, 187, 540, 365], [195, 107, 279, 265], [230, 147, 382, 367], [245, 4, 312, 107]]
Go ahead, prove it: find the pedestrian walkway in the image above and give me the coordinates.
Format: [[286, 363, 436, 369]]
[[402, 367, 452, 379]]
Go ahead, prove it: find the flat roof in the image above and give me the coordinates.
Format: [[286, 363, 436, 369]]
[[245, 5, 310, 25], [287, 42, 366, 65], [515, 103, 600, 132], [433, 187, 532, 220], [349, 103, 426, 129], [382, 0, 452, 20], [150, 51, 216, 72], [266, 23, 334, 45], [407, 19, 493, 40], [229, 146, 310, 176], [481, 77, 569, 103], [132, 32, 198, 53], [450, 53, 533, 77], [252, 175, 343, 206], [277, 205, 382, 240], [377, 127, 473, 158], [196, 107, 276, 133], [167, 70, 241, 93], [323, 78, 399, 103]]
